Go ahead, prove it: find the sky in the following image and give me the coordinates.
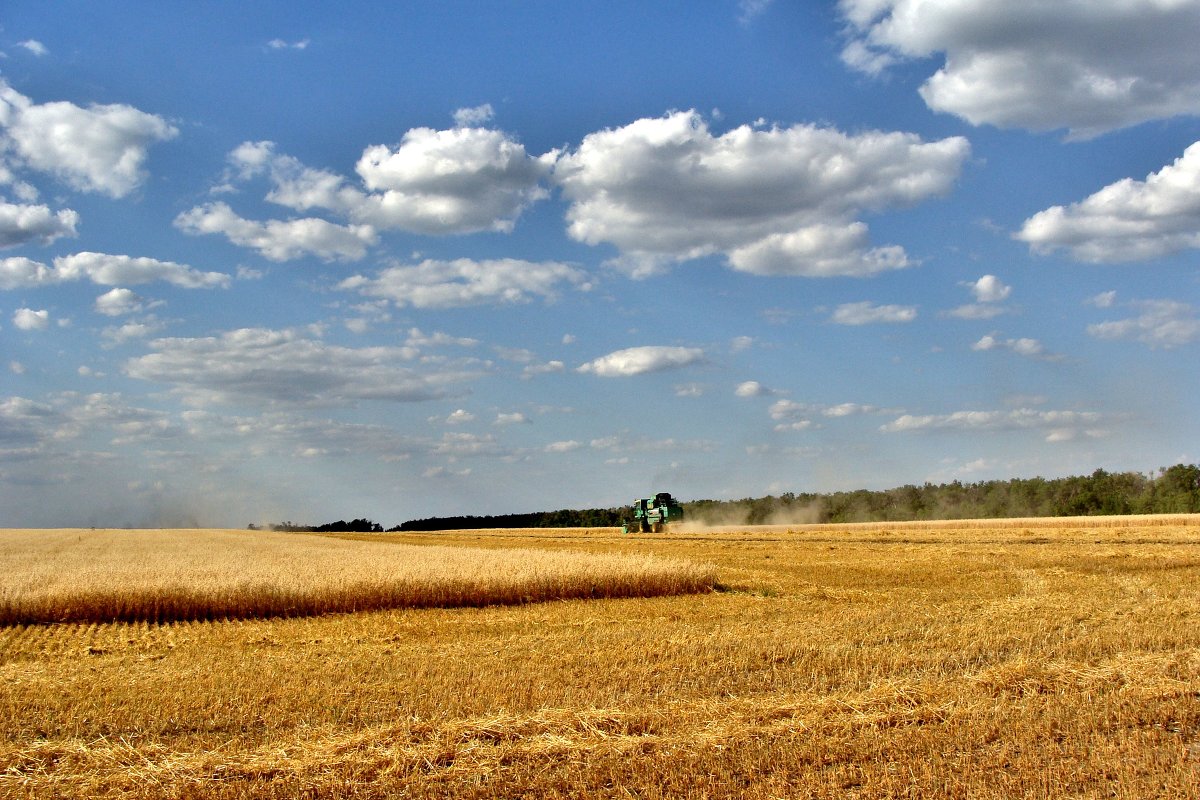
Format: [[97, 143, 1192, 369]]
[[2, 0, 1199, 528]]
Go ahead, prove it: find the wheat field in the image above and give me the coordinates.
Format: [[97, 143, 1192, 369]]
[[0, 528, 715, 624], [1, 517, 1198, 798]]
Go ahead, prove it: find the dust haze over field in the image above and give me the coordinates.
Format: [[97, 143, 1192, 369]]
[[678, 503, 824, 531], [2, 518, 1198, 798]]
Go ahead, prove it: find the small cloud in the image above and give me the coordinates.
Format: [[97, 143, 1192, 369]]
[[561, 333, 576, 345], [237, 266, 265, 280], [881, 408, 1106, 437], [971, 334, 1049, 358], [946, 303, 1007, 320], [577, 345, 706, 377], [101, 319, 165, 345], [675, 383, 704, 397], [735, 380, 775, 398], [774, 421, 813, 432], [494, 412, 530, 426], [761, 307, 797, 326], [738, 0, 774, 25], [965, 275, 1011, 303], [18, 40, 49, 57], [12, 307, 49, 330], [946, 275, 1012, 318], [822, 402, 877, 417], [445, 409, 475, 425], [522, 360, 565, 379], [730, 335, 754, 353], [1086, 290, 1117, 309], [9, 361, 25, 374], [1087, 299, 1200, 349], [340, 258, 586, 308], [344, 318, 370, 334], [452, 103, 495, 127], [267, 38, 310, 50], [94, 288, 148, 317], [840, 38, 898, 77], [423, 466, 472, 479], [831, 301, 917, 325], [494, 346, 535, 364], [545, 440, 581, 453]]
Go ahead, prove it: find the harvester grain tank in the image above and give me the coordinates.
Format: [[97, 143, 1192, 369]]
[[622, 492, 683, 533]]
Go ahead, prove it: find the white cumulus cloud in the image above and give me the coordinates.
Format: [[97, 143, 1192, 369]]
[[1017, 141, 1200, 262], [735, 380, 775, 397], [522, 360, 565, 379], [266, 38, 310, 50], [94, 288, 146, 316], [1, 253, 227, 289], [967, 274, 1011, 303], [0, 78, 177, 197], [174, 202, 377, 262], [194, 126, 556, 258], [0, 257, 56, 289], [738, 0, 774, 25], [577, 346, 706, 377], [452, 104, 495, 127], [831, 301, 917, 325], [443, 409, 476, 425], [355, 126, 554, 234], [971, 334, 1046, 358], [17, 40, 49, 57], [102, 319, 165, 344], [124, 327, 481, 406], [12, 307, 49, 330], [881, 408, 1106, 442], [54, 252, 230, 288], [0, 201, 79, 248], [840, 0, 1200, 138], [1087, 299, 1200, 348], [553, 110, 968, 277], [947, 274, 1012, 319], [339, 258, 588, 309]]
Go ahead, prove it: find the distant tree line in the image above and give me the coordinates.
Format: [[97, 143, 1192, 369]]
[[395, 507, 626, 532], [254, 518, 385, 533], [254, 464, 1200, 533], [687, 464, 1200, 525]]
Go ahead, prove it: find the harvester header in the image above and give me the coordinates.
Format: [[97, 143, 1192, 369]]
[[622, 492, 683, 533]]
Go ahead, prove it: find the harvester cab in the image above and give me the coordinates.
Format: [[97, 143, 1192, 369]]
[[622, 492, 683, 533]]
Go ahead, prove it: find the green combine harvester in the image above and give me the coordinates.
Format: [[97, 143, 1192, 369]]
[[622, 492, 684, 533]]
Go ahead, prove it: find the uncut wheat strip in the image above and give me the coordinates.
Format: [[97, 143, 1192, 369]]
[[0, 529, 715, 624]]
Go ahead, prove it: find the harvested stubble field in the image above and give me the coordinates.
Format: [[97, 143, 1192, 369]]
[[1, 517, 1199, 798]]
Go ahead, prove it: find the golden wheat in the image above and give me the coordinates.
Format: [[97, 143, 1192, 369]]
[[0, 517, 1197, 798], [0, 528, 715, 624]]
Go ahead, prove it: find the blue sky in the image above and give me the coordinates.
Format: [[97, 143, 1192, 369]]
[[2, 1, 1199, 527]]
